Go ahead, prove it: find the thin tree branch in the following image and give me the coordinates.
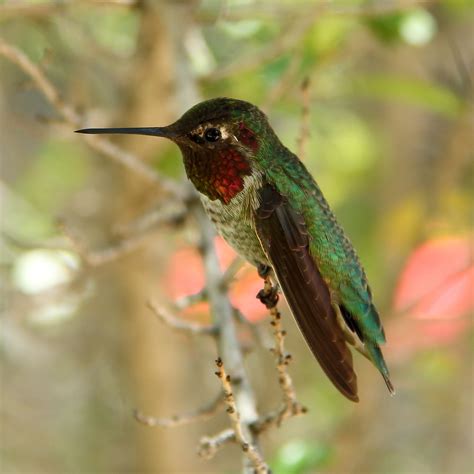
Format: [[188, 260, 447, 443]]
[[263, 50, 303, 110], [58, 219, 154, 267], [134, 392, 224, 428], [0, 39, 79, 123], [198, 428, 235, 460], [174, 256, 245, 310], [193, 203, 261, 473], [55, 201, 188, 267], [113, 202, 188, 238], [174, 290, 207, 310], [233, 307, 270, 350], [252, 275, 307, 434], [147, 300, 217, 336], [297, 77, 311, 160], [215, 358, 270, 473], [193, 204, 259, 418], [2, 231, 72, 254], [220, 255, 245, 288], [0, 38, 186, 199]]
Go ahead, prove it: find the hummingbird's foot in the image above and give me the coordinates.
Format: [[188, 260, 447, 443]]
[[257, 263, 279, 308], [257, 263, 272, 279], [256, 286, 279, 309]]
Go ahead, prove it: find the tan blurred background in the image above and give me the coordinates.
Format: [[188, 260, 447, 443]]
[[1, 1, 473, 473]]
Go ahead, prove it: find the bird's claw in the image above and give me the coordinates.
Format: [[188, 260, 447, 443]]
[[257, 264, 272, 279], [256, 286, 279, 309]]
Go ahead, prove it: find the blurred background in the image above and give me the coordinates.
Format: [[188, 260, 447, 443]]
[[1, 1, 473, 473]]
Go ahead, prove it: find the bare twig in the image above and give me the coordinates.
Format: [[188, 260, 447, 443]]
[[174, 255, 244, 310], [198, 428, 235, 460], [2, 231, 72, 254], [134, 392, 224, 428], [263, 51, 303, 110], [147, 300, 216, 336], [193, 205, 259, 419], [215, 358, 270, 473], [0, 39, 80, 123], [58, 219, 153, 267], [113, 202, 188, 238], [447, 37, 473, 95], [193, 203, 261, 473], [297, 77, 311, 160], [220, 255, 245, 288], [55, 200, 188, 267], [252, 275, 307, 434], [174, 289, 207, 310], [268, 306, 307, 424], [0, 38, 186, 199], [57, 194, 187, 266], [233, 307, 270, 349]]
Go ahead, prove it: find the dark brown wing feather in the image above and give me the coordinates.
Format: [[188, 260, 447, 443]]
[[255, 184, 358, 402]]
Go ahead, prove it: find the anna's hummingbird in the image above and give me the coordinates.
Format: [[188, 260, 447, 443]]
[[77, 98, 394, 402]]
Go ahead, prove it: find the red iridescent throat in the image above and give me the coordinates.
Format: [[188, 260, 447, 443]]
[[184, 123, 259, 204], [209, 147, 251, 203]]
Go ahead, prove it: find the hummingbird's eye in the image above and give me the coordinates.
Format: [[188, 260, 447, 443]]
[[204, 128, 221, 142]]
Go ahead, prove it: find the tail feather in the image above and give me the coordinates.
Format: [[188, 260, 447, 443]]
[[366, 342, 395, 395]]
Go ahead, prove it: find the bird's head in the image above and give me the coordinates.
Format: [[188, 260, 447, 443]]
[[77, 98, 275, 203]]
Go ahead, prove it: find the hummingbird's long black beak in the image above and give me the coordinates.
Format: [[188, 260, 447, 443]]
[[75, 126, 176, 138]]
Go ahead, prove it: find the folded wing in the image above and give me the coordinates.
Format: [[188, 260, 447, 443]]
[[255, 184, 358, 401]]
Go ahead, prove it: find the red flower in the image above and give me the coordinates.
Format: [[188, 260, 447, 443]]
[[389, 236, 473, 356]]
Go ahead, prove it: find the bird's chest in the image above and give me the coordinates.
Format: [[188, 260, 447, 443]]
[[199, 175, 269, 267]]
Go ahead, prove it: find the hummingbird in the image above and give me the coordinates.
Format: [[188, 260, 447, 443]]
[[76, 97, 394, 402]]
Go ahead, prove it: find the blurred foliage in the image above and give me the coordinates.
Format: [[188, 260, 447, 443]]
[[16, 140, 89, 216], [352, 74, 463, 117], [1, 0, 473, 473], [273, 439, 333, 474]]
